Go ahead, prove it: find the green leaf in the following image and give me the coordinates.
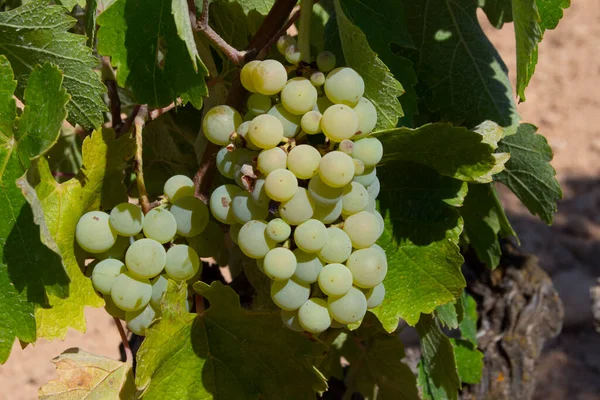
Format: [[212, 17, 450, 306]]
[[43, 128, 83, 184], [97, 0, 209, 108], [85, 0, 98, 47], [333, 0, 404, 130], [0, 2, 107, 130], [56, 0, 86, 11], [459, 292, 478, 345], [451, 339, 483, 385], [136, 281, 327, 399], [172, 0, 201, 71], [225, 0, 274, 15], [537, 0, 570, 30], [0, 58, 69, 363], [435, 302, 459, 330], [512, 0, 542, 101], [480, 0, 513, 28], [495, 123, 561, 224]]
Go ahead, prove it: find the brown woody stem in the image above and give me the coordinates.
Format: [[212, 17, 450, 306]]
[[134, 110, 151, 214]]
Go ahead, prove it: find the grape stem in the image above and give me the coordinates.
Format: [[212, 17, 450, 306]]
[[134, 111, 151, 214], [113, 317, 133, 364], [101, 56, 123, 132], [119, 104, 141, 136], [297, 0, 313, 63]]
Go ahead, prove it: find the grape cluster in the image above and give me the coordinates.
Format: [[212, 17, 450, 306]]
[[204, 41, 386, 333]]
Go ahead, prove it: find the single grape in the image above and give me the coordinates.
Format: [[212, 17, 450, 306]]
[[109, 203, 144, 237], [237, 121, 261, 150], [308, 175, 345, 206], [216, 147, 239, 179], [285, 45, 302, 65], [92, 259, 125, 294], [341, 182, 368, 216], [318, 263, 353, 297], [324, 67, 365, 107], [312, 200, 343, 224], [210, 184, 243, 224], [293, 249, 324, 284], [352, 137, 383, 167], [365, 193, 376, 213], [318, 227, 352, 264], [202, 105, 242, 146], [286, 144, 321, 180], [240, 60, 260, 92], [165, 244, 200, 281], [248, 114, 284, 149], [371, 243, 386, 255], [264, 169, 298, 202], [321, 104, 359, 142], [125, 238, 166, 279], [279, 187, 314, 225], [371, 210, 385, 237], [353, 159, 365, 176], [164, 175, 195, 203], [271, 278, 311, 311], [104, 296, 126, 320], [238, 220, 276, 259], [232, 191, 269, 224], [250, 178, 270, 208], [338, 139, 354, 155], [251, 60, 288, 96], [263, 247, 297, 280], [171, 196, 209, 237], [317, 51, 336, 72], [316, 96, 334, 114], [328, 286, 367, 324], [229, 223, 242, 245], [111, 272, 152, 312], [268, 104, 301, 138], [300, 111, 322, 134], [266, 218, 291, 242], [298, 298, 331, 334], [353, 166, 377, 187], [343, 211, 381, 249], [126, 304, 157, 336], [353, 97, 377, 135], [310, 71, 325, 87], [366, 177, 380, 199], [76, 211, 117, 253], [294, 219, 327, 253], [281, 309, 303, 332], [257, 147, 287, 176], [319, 151, 355, 188], [277, 35, 296, 55], [247, 93, 272, 115], [96, 235, 130, 260], [143, 208, 177, 244], [365, 283, 385, 309], [150, 274, 169, 308], [281, 77, 318, 115], [346, 248, 387, 288]]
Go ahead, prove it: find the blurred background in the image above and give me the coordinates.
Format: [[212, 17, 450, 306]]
[[1, 1, 598, 399]]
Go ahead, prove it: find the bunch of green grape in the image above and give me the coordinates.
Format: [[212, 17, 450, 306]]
[[203, 39, 386, 334]]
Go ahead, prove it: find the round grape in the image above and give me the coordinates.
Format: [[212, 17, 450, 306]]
[[312, 200, 343, 224], [281, 77, 318, 115], [237, 121, 261, 150], [266, 218, 291, 242], [164, 175, 194, 202], [210, 184, 242, 225], [76, 211, 117, 253], [346, 248, 387, 288], [238, 220, 276, 259], [216, 147, 238, 179], [268, 104, 301, 138], [96, 235, 130, 261], [328, 286, 367, 324], [317, 51, 336, 72], [125, 238, 166, 279], [263, 247, 297, 281], [298, 298, 331, 334], [294, 219, 327, 253], [240, 60, 260, 92], [341, 182, 369, 216], [353, 97, 377, 135], [319, 151, 355, 188], [111, 272, 152, 312], [308, 175, 345, 206], [143, 208, 177, 244], [165, 244, 200, 281], [264, 169, 298, 202], [310, 71, 325, 87], [126, 304, 157, 336], [232, 191, 269, 224], [366, 177, 380, 199], [202, 105, 242, 146], [352, 137, 383, 167], [271, 278, 311, 311], [277, 35, 296, 55], [109, 203, 144, 237], [338, 139, 354, 155], [281, 309, 303, 332], [318, 263, 353, 297], [285, 45, 302, 65], [365, 193, 376, 213], [250, 178, 270, 208], [92, 259, 125, 294], [343, 211, 381, 249], [247, 93, 271, 115], [287, 145, 321, 180], [353, 166, 377, 187], [150, 274, 169, 308], [279, 187, 314, 225], [324, 67, 364, 107], [318, 227, 352, 264], [293, 249, 324, 284], [372, 210, 385, 237], [300, 111, 322, 134], [248, 114, 284, 149], [171, 196, 209, 237], [251, 60, 288, 96], [104, 296, 126, 320], [257, 147, 287, 176], [365, 283, 385, 309], [321, 104, 359, 142]]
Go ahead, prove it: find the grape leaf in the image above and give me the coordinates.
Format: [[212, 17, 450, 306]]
[[97, 0, 209, 108], [57, 0, 86, 10], [172, 0, 201, 71], [85, 0, 98, 47], [226, 0, 274, 15], [22, 128, 135, 340], [459, 292, 478, 344], [0, 2, 107, 130], [494, 123, 561, 224], [136, 281, 327, 399], [38, 348, 135, 399], [480, 0, 513, 28], [537, 0, 570, 30], [435, 302, 460, 330], [0, 58, 69, 363], [451, 339, 483, 385]]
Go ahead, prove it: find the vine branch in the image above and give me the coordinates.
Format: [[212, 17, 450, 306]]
[[195, 0, 246, 65], [297, 0, 313, 63], [101, 56, 122, 131], [133, 108, 151, 214], [113, 317, 133, 363]]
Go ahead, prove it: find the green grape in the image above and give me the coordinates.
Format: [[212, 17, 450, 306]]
[[238, 220, 276, 259], [308, 175, 345, 206], [210, 184, 243, 224], [104, 296, 126, 320], [324, 67, 364, 107], [92, 259, 125, 294], [293, 249, 324, 284], [164, 175, 195, 202], [312, 200, 343, 224], [316, 96, 334, 114], [256, 257, 264, 273], [371, 210, 385, 237], [353, 166, 377, 187], [287, 144, 321, 180], [298, 298, 331, 334], [202, 105, 242, 146], [310, 71, 325, 87], [187, 221, 224, 258], [111, 272, 152, 312], [327, 286, 367, 324], [266, 218, 291, 242], [321, 104, 359, 142], [346, 248, 387, 288], [318, 151, 355, 188], [109, 203, 144, 237], [216, 147, 238, 179], [279, 187, 314, 225], [232, 191, 269, 224], [294, 219, 327, 253], [240, 60, 260, 92], [247, 93, 272, 115], [338, 139, 354, 155], [367, 177, 380, 199], [281, 309, 303, 332], [264, 169, 298, 202], [300, 111, 322, 134], [251, 60, 288, 95], [318, 263, 353, 297], [371, 243, 385, 255], [76, 211, 117, 253], [229, 223, 242, 245], [365, 283, 385, 309], [316, 51, 336, 72], [353, 97, 377, 135], [126, 304, 157, 336], [281, 77, 318, 115], [150, 274, 169, 308], [237, 121, 261, 150], [268, 104, 301, 138], [125, 238, 166, 279], [232, 149, 259, 188], [251, 178, 270, 208], [171, 196, 210, 237], [318, 227, 352, 264], [277, 35, 296, 55], [263, 247, 297, 280], [285, 45, 302, 65], [353, 159, 365, 176], [365, 193, 376, 213], [343, 211, 381, 249], [257, 147, 287, 176], [248, 114, 284, 149], [352, 137, 383, 167], [96, 235, 130, 260], [270, 278, 311, 311], [341, 182, 368, 216], [143, 208, 177, 244], [165, 244, 200, 281]]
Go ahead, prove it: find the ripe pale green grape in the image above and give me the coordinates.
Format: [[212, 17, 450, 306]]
[[216, 147, 238, 179], [310, 71, 325, 87], [300, 111, 322, 134], [247, 93, 271, 115], [238, 220, 276, 259], [277, 35, 296, 55], [287, 144, 321, 180], [126, 304, 157, 336], [271, 278, 311, 311], [150, 274, 168, 308], [365, 283, 385, 309], [248, 114, 284, 149], [251, 60, 288, 96], [264, 169, 298, 202], [308, 175, 345, 206], [111, 272, 152, 312], [372, 210, 385, 237], [96, 235, 130, 260], [171, 197, 209, 237], [328, 286, 367, 324], [353, 166, 377, 187], [318, 263, 353, 297], [265, 218, 291, 242], [229, 223, 242, 245], [281, 309, 303, 332], [353, 97, 377, 135], [104, 296, 126, 320], [294, 219, 327, 253], [268, 104, 301, 138], [371, 243, 386, 255], [317, 51, 336, 72], [346, 248, 387, 288], [164, 175, 194, 202], [250, 178, 270, 208], [285, 45, 302, 65], [338, 139, 354, 155], [367, 177, 380, 199], [341, 182, 368, 216], [125, 238, 166, 279], [263, 247, 297, 280], [318, 227, 352, 264], [293, 249, 324, 284], [92, 259, 125, 294], [319, 151, 355, 188], [365, 193, 376, 212], [237, 121, 261, 150], [232, 191, 269, 224], [165, 244, 200, 281], [321, 104, 359, 142], [352, 137, 383, 167], [353, 159, 365, 176], [312, 200, 343, 224], [298, 298, 331, 334], [202, 105, 242, 146], [240, 60, 260, 92], [324, 67, 365, 107], [143, 208, 177, 244], [109, 203, 144, 237], [210, 184, 243, 224], [257, 147, 287, 175], [343, 211, 381, 249], [76, 211, 117, 253], [279, 187, 314, 225], [281, 77, 318, 115]]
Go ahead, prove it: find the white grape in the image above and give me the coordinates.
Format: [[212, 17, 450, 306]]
[[109, 203, 144, 237], [308, 175, 345, 206], [365, 193, 376, 212], [353, 159, 365, 176], [318, 227, 352, 264], [264, 169, 298, 202], [216, 147, 238, 179], [126, 304, 157, 336], [338, 139, 354, 155], [372, 210, 385, 237], [248, 114, 284, 149], [324, 67, 364, 107], [328, 286, 367, 324], [268, 104, 301, 138], [143, 208, 177, 244], [250, 178, 270, 208], [321, 104, 359, 142], [92, 259, 125, 294], [247, 93, 272, 115], [353, 166, 377, 187], [300, 111, 322, 134], [237, 121, 261, 150], [316, 51, 336, 72], [96, 235, 130, 260], [150, 274, 169, 308], [343, 211, 381, 249], [240, 60, 260, 92], [318, 263, 353, 297], [125, 238, 166, 279], [257, 147, 287, 176], [76, 211, 117, 253], [281, 77, 318, 115], [294, 219, 327, 253], [346, 248, 387, 288], [232, 191, 269, 224], [293, 249, 324, 284], [111, 272, 152, 312], [238, 220, 276, 259], [171, 196, 209, 237], [281, 309, 303, 332], [366, 177, 380, 199], [310, 71, 325, 87], [104, 296, 126, 320], [165, 244, 200, 281], [164, 175, 195, 202], [365, 283, 385, 309], [263, 247, 297, 280], [271, 278, 311, 311], [341, 182, 368, 216], [265, 218, 291, 242], [312, 200, 343, 224], [277, 35, 296, 55], [287, 144, 321, 180], [352, 137, 383, 167], [319, 151, 355, 188], [298, 298, 331, 334], [209, 184, 242, 225], [202, 105, 242, 146], [353, 97, 377, 135], [279, 187, 314, 225], [251, 60, 288, 96]]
